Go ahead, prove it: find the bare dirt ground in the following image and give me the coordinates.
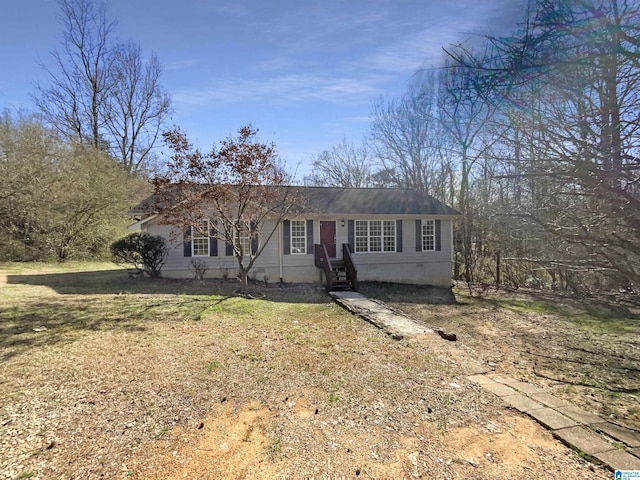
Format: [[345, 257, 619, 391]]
[[1, 263, 628, 479], [360, 282, 640, 432]]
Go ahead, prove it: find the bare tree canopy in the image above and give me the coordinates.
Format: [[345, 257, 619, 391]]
[[370, 72, 446, 195], [153, 125, 300, 292], [106, 41, 172, 173], [444, 0, 640, 290], [303, 137, 374, 188], [35, 0, 171, 174]]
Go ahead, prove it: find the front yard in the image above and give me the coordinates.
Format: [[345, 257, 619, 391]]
[[360, 282, 640, 433], [1, 262, 631, 479]]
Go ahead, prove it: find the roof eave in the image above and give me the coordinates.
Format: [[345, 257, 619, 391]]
[[127, 214, 158, 231]]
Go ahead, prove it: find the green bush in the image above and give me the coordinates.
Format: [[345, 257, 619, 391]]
[[0, 112, 150, 262], [111, 232, 168, 278]]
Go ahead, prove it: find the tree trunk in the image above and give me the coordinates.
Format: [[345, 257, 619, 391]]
[[236, 261, 249, 294]]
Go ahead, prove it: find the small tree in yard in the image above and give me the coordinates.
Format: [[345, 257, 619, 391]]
[[153, 125, 299, 293], [111, 232, 168, 278]]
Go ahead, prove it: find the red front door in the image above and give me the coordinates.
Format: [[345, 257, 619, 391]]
[[320, 221, 337, 258]]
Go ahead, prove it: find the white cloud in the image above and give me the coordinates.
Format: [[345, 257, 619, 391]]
[[173, 71, 392, 106], [165, 58, 199, 71]]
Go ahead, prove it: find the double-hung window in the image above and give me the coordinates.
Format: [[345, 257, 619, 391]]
[[235, 220, 251, 255], [422, 219, 435, 251], [355, 221, 369, 252], [192, 219, 210, 256], [355, 220, 395, 253], [290, 220, 306, 254]]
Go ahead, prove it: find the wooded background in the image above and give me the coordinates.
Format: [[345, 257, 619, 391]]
[[2, 0, 638, 294], [306, 0, 640, 294]]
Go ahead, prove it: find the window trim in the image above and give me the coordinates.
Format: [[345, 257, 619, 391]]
[[192, 219, 210, 257], [354, 220, 396, 253], [234, 220, 251, 257], [290, 219, 307, 255], [422, 219, 435, 252]]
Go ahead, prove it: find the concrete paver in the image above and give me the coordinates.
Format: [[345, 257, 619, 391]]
[[530, 392, 572, 409], [526, 407, 579, 430], [330, 291, 432, 340], [553, 426, 615, 455], [486, 374, 518, 385], [501, 393, 545, 413], [467, 373, 639, 472], [594, 448, 640, 471], [556, 405, 604, 426], [594, 422, 640, 448], [478, 380, 517, 398], [508, 381, 546, 396], [467, 374, 496, 387]]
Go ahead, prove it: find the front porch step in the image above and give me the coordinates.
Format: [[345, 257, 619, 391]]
[[315, 252, 356, 290], [330, 270, 354, 290], [330, 281, 353, 290]]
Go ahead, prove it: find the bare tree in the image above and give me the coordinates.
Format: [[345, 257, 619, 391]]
[[105, 41, 172, 173], [153, 125, 300, 292], [303, 137, 374, 187], [437, 57, 499, 283], [370, 72, 446, 195], [35, 0, 171, 173], [35, 0, 114, 150], [446, 0, 640, 290]]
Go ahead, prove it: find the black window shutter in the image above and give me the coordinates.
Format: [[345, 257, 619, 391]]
[[250, 221, 258, 255], [225, 240, 234, 256], [183, 226, 192, 257], [396, 220, 403, 252], [283, 220, 291, 255], [306, 219, 313, 255], [348, 220, 355, 251], [415, 219, 422, 252], [435, 219, 442, 251], [209, 222, 217, 257]]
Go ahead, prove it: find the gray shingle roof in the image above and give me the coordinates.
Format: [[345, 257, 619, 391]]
[[131, 186, 459, 217], [298, 187, 459, 216]]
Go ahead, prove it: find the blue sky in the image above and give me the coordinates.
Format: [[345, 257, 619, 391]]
[[0, 0, 522, 177]]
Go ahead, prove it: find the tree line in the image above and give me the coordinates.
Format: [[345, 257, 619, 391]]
[[1, 0, 168, 261], [4, 0, 639, 295], [305, 0, 640, 294]]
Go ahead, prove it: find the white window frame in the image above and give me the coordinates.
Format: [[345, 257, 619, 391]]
[[383, 220, 396, 252], [355, 220, 369, 253], [422, 219, 435, 252], [355, 220, 396, 253], [290, 220, 306, 255], [192, 219, 210, 256], [234, 220, 251, 256]]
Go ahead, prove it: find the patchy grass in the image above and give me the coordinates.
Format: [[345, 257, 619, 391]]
[[467, 293, 638, 337], [361, 282, 640, 431], [0, 264, 612, 479]]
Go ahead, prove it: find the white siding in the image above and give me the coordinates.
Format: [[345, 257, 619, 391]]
[[143, 216, 455, 287]]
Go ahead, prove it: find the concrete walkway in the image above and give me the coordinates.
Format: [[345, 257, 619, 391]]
[[468, 373, 640, 472], [330, 290, 640, 471], [329, 291, 433, 339]]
